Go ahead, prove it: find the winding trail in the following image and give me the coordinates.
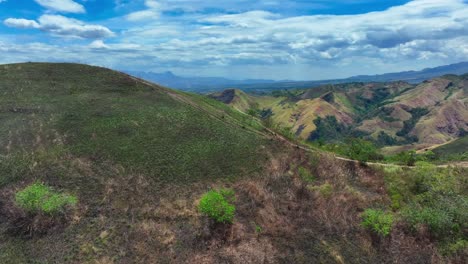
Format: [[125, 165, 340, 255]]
[[129, 74, 468, 169]]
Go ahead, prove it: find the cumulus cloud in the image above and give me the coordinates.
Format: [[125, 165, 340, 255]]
[[2, 0, 468, 80], [4, 15, 114, 39], [34, 0, 85, 13]]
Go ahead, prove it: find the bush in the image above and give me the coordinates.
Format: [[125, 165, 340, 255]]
[[346, 138, 382, 162], [361, 209, 394, 237], [309, 183, 333, 198], [198, 189, 235, 224], [298, 166, 315, 183], [15, 182, 77, 214], [403, 206, 456, 238]]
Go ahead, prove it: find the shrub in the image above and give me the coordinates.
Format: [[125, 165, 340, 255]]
[[346, 138, 382, 162], [298, 166, 315, 183], [15, 182, 77, 214], [309, 183, 333, 198], [198, 189, 235, 224], [361, 209, 394, 237], [403, 206, 456, 238]]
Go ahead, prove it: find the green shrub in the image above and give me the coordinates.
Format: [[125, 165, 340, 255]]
[[403, 206, 456, 238], [346, 138, 382, 162], [298, 167, 315, 183], [361, 209, 394, 237], [198, 189, 236, 224], [15, 182, 77, 214], [309, 183, 333, 198]]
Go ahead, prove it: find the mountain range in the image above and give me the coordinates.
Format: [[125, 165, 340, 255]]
[[127, 61, 468, 92]]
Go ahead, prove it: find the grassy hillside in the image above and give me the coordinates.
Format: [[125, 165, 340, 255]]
[[0, 63, 282, 262], [0, 63, 271, 185], [1, 63, 466, 263], [433, 136, 468, 161]]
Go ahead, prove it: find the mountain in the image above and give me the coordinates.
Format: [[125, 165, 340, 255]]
[[0, 63, 466, 263], [125, 70, 277, 92], [346, 61, 468, 83], [212, 74, 468, 153], [127, 61, 468, 93]]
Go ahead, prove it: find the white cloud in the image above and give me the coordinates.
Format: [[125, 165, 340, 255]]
[[4, 15, 114, 39], [2, 0, 468, 80], [145, 0, 159, 9], [125, 10, 159, 21], [4, 18, 40, 29], [89, 40, 109, 49], [125, 0, 160, 21], [34, 0, 85, 13]]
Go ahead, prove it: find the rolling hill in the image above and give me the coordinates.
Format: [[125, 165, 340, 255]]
[[212, 75, 468, 153], [0, 63, 466, 263]]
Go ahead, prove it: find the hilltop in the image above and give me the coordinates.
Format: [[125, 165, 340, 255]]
[[0, 63, 466, 263]]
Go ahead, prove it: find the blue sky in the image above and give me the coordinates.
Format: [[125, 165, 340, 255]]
[[1, 0, 468, 80]]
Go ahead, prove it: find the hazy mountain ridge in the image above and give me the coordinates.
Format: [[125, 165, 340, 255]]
[[127, 61, 468, 92]]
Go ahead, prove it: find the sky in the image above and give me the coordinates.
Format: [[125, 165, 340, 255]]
[[1, 0, 468, 80]]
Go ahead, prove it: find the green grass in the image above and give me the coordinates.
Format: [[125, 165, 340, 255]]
[[0, 63, 271, 185]]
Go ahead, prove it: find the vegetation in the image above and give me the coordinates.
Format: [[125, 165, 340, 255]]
[[361, 209, 394, 237], [309, 116, 369, 143], [309, 116, 348, 143], [15, 182, 77, 214], [198, 189, 236, 224], [0, 63, 270, 186], [383, 162, 467, 254], [298, 166, 315, 183], [346, 138, 383, 162], [432, 135, 468, 162], [376, 131, 397, 147], [385, 150, 435, 166], [396, 107, 429, 139]]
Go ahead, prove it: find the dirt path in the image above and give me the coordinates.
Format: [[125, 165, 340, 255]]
[[130, 75, 468, 169]]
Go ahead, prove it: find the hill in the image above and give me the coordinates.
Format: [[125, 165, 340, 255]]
[[0, 63, 466, 263], [212, 75, 468, 153], [432, 135, 468, 161]]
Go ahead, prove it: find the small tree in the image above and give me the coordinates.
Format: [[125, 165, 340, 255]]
[[198, 189, 235, 224]]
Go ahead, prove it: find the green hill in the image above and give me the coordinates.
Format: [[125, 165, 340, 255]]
[[0, 63, 281, 262], [0, 63, 271, 186], [433, 135, 468, 161]]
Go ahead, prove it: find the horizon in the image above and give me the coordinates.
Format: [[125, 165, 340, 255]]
[[1, 0, 468, 80]]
